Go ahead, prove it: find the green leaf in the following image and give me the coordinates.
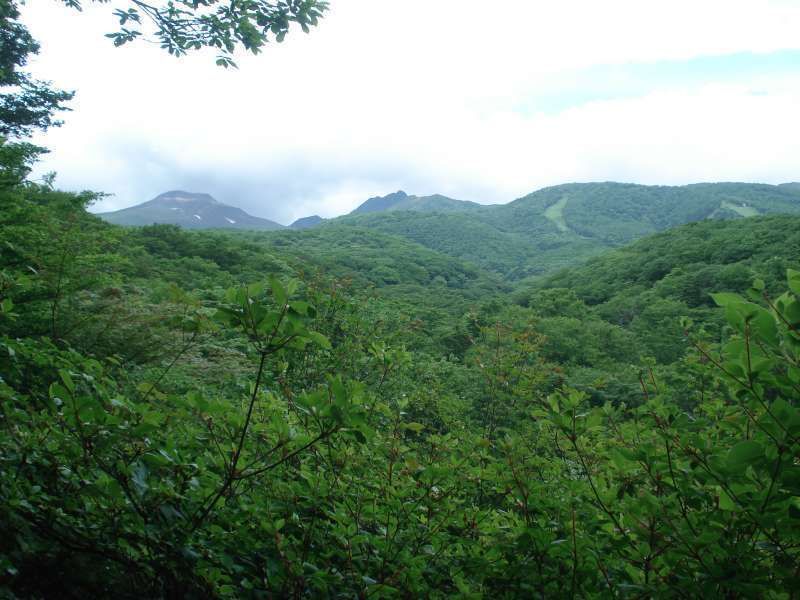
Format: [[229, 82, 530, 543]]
[[58, 369, 76, 394], [748, 305, 778, 347], [711, 292, 745, 307], [610, 449, 635, 470], [285, 279, 299, 297], [48, 382, 69, 403], [307, 331, 331, 350], [269, 276, 287, 306], [788, 269, 800, 295], [718, 487, 736, 511], [290, 300, 310, 315], [330, 376, 347, 404], [784, 298, 800, 326], [246, 282, 265, 298], [255, 313, 279, 334], [726, 440, 763, 469]]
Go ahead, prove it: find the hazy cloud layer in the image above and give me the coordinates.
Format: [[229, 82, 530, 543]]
[[21, 0, 800, 225]]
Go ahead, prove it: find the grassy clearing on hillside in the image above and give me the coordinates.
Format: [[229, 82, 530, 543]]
[[543, 195, 569, 232], [721, 200, 759, 217]]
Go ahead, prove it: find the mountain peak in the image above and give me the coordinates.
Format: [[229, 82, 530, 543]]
[[351, 191, 409, 214], [150, 191, 220, 206], [290, 215, 325, 229], [98, 191, 284, 230], [350, 190, 479, 215]]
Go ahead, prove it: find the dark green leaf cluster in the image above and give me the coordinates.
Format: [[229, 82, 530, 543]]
[[88, 0, 329, 65], [0, 0, 73, 138]]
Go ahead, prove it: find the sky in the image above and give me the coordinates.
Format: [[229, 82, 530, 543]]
[[21, 0, 800, 225]]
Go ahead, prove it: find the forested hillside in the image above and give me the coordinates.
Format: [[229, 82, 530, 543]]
[[332, 182, 800, 279], [2, 0, 800, 597], [499, 182, 800, 243], [101, 182, 800, 281], [3, 179, 800, 597]]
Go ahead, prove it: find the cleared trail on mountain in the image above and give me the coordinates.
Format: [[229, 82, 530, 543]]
[[721, 200, 759, 217], [543, 195, 570, 232]]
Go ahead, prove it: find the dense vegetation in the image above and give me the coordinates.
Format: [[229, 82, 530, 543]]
[[3, 181, 800, 597], [101, 183, 800, 281], [2, 2, 800, 597], [330, 182, 800, 280]]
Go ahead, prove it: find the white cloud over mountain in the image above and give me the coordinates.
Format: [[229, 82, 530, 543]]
[[22, 0, 800, 224]]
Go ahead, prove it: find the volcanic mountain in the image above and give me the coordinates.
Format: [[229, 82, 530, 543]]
[[97, 191, 284, 230]]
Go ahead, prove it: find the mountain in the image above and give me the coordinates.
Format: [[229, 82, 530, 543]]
[[489, 181, 800, 244], [337, 182, 800, 280], [97, 182, 800, 279], [524, 214, 800, 363], [290, 215, 325, 229], [350, 190, 481, 215], [98, 191, 284, 230], [533, 213, 800, 307]]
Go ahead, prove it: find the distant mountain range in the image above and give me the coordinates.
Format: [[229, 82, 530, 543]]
[[97, 182, 800, 279], [342, 182, 800, 279], [97, 191, 284, 230], [98, 189, 478, 230]]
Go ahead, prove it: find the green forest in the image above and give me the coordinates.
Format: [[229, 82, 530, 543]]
[[2, 1, 800, 598]]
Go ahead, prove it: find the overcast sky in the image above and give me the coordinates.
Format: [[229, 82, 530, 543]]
[[21, 0, 800, 225]]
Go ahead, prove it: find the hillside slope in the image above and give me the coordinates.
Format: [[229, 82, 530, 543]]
[[495, 182, 800, 243], [521, 214, 800, 362], [532, 213, 800, 304], [333, 182, 800, 279]]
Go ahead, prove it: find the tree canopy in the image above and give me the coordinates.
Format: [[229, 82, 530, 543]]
[[84, 0, 328, 67], [2, 1, 800, 596]]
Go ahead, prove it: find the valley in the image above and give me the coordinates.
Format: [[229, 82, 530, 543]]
[[3, 0, 800, 595], [4, 175, 800, 598]]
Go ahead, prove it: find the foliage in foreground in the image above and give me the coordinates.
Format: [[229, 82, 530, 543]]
[[1, 186, 799, 598]]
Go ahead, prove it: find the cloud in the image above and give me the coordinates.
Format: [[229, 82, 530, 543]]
[[20, 0, 800, 224]]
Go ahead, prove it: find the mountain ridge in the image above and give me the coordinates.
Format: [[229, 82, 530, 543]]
[[350, 190, 482, 215], [98, 182, 800, 256], [333, 181, 800, 279]]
